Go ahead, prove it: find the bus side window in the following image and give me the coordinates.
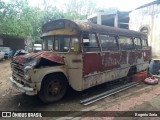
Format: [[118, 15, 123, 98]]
[[134, 38, 141, 49], [119, 36, 134, 50], [48, 39, 53, 51], [142, 39, 148, 49], [99, 34, 118, 51], [83, 32, 100, 52]]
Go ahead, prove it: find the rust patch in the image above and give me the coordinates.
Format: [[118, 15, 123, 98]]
[[41, 52, 64, 64], [14, 51, 64, 65], [120, 51, 127, 64], [83, 53, 103, 76], [103, 52, 121, 70], [83, 52, 121, 76], [14, 52, 42, 64], [128, 52, 136, 64], [136, 51, 142, 59], [143, 49, 151, 61]]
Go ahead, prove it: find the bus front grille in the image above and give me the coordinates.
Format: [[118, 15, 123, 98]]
[[11, 62, 25, 79]]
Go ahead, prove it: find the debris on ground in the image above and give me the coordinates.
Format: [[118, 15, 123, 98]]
[[144, 76, 159, 85]]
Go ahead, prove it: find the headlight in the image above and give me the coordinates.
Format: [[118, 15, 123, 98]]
[[24, 66, 32, 80], [24, 74, 30, 80], [24, 66, 32, 73], [23, 58, 39, 80]]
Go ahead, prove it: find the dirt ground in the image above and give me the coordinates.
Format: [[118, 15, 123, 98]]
[[1, 61, 160, 120]]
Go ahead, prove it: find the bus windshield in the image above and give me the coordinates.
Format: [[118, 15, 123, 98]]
[[43, 35, 79, 52]]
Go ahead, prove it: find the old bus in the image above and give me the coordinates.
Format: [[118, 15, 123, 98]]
[[10, 19, 151, 103]]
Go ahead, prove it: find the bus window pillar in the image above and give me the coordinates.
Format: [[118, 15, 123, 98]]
[[114, 11, 119, 28], [97, 12, 102, 25]]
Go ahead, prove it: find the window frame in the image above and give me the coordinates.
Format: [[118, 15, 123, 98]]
[[118, 35, 134, 50], [42, 35, 80, 53], [99, 33, 119, 52], [141, 38, 148, 49], [82, 32, 100, 53], [134, 37, 142, 50]]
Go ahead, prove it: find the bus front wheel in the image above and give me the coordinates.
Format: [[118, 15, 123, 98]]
[[39, 74, 67, 103]]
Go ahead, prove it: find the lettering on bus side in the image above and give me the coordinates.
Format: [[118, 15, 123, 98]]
[[102, 53, 121, 70]]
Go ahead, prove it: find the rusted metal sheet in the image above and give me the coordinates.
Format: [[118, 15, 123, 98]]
[[76, 21, 146, 37], [143, 49, 151, 62], [83, 53, 103, 76], [83, 52, 121, 76], [14, 51, 64, 65], [102, 52, 121, 70], [136, 51, 143, 59], [128, 52, 136, 64], [14, 52, 42, 64], [41, 52, 64, 64]]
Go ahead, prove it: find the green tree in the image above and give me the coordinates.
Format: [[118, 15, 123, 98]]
[[0, 0, 101, 44], [64, 0, 96, 20], [0, 0, 32, 36]]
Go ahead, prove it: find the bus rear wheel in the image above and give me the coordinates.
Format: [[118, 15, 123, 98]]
[[39, 74, 67, 103]]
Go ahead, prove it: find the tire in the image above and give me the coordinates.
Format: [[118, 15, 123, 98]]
[[39, 74, 67, 103]]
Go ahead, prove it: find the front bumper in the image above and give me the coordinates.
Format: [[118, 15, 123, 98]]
[[10, 76, 37, 95]]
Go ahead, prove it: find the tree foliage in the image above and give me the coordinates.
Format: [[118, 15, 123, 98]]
[[0, 0, 114, 44], [0, 0, 32, 36]]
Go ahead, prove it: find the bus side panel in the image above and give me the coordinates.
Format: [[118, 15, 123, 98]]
[[83, 53, 104, 76], [83, 52, 121, 77], [82, 49, 150, 90], [82, 52, 123, 90], [60, 54, 83, 91], [103, 52, 121, 70]]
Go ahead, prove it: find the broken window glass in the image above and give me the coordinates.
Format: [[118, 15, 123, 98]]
[[119, 36, 134, 50]]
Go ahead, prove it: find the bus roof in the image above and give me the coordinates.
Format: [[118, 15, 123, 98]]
[[42, 19, 146, 38]]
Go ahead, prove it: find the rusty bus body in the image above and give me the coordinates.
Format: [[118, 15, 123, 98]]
[[10, 19, 151, 103]]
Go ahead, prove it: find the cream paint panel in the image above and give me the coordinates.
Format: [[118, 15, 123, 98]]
[[68, 69, 83, 91], [59, 54, 83, 91], [28, 54, 83, 91], [129, 4, 160, 58], [29, 66, 67, 91]]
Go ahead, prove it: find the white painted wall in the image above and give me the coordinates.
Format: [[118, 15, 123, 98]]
[[129, 4, 160, 59]]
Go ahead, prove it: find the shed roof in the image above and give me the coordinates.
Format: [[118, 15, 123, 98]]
[[136, 0, 160, 10], [0, 34, 24, 40]]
